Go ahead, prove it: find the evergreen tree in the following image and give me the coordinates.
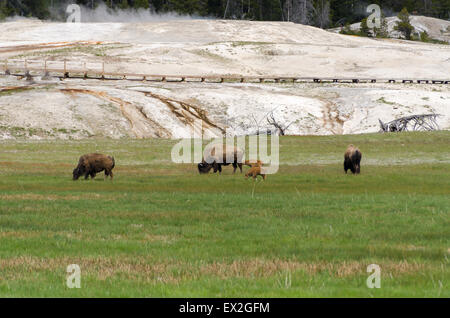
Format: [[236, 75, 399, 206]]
[[394, 7, 415, 40], [0, 0, 7, 21], [374, 13, 389, 38], [134, 0, 150, 9], [359, 17, 371, 37], [119, 0, 130, 10]]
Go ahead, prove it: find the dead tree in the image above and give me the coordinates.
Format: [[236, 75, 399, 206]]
[[267, 112, 294, 135], [379, 114, 441, 132]]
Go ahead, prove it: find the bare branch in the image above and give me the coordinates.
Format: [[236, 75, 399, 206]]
[[379, 114, 441, 132]]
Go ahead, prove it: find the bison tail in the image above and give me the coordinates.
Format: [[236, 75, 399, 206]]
[[110, 156, 115, 169]]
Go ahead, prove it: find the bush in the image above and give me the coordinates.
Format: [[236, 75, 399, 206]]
[[339, 23, 358, 36], [359, 18, 372, 37]]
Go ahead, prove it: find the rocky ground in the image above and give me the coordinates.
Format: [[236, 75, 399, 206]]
[[0, 18, 449, 139]]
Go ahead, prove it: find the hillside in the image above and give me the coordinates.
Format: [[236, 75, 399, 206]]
[[330, 15, 450, 42], [0, 18, 449, 139]]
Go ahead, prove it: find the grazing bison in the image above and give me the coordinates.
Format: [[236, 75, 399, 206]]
[[198, 144, 243, 174], [344, 145, 362, 174], [245, 165, 266, 180], [73, 153, 115, 180]]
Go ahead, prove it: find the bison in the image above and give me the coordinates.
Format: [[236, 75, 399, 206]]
[[198, 144, 243, 174], [73, 153, 115, 180], [245, 165, 266, 180], [344, 145, 362, 174]]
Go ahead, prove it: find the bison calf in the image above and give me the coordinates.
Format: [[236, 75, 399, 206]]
[[244, 160, 263, 167], [73, 153, 115, 180], [245, 166, 266, 180], [344, 145, 362, 174]]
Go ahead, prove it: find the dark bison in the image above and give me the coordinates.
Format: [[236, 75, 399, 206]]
[[198, 144, 243, 174], [344, 145, 362, 174], [73, 153, 115, 180]]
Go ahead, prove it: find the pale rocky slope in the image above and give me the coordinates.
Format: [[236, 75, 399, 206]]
[[0, 18, 449, 139]]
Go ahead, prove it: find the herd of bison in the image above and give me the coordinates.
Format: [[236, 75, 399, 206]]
[[72, 144, 362, 181]]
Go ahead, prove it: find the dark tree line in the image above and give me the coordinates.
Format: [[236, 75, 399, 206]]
[[1, 0, 449, 28]]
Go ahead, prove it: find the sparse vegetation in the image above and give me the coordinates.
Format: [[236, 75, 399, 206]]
[[377, 97, 396, 105], [10, 44, 131, 60]]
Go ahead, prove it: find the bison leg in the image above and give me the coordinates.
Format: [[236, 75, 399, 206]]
[[238, 163, 243, 173], [84, 172, 90, 180], [232, 163, 237, 173], [105, 169, 114, 180], [90, 172, 96, 179], [344, 160, 352, 174], [217, 164, 222, 174]]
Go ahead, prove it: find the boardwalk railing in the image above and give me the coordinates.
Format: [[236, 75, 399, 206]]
[[1, 59, 449, 84]]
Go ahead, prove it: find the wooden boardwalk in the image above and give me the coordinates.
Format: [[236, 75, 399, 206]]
[[1, 60, 449, 85]]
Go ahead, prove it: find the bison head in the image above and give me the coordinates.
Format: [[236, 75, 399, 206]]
[[198, 162, 212, 174], [72, 166, 84, 180]]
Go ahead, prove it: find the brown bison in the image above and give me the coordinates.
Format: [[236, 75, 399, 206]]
[[245, 165, 266, 180], [73, 153, 115, 180], [198, 144, 243, 174], [344, 145, 362, 174]]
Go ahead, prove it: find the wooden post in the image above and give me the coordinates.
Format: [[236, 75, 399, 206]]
[[42, 60, 50, 80], [100, 61, 105, 80], [23, 59, 32, 80], [4, 60, 10, 75], [83, 62, 87, 79], [63, 59, 69, 78]]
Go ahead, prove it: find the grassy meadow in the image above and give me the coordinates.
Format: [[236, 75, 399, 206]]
[[0, 131, 449, 297]]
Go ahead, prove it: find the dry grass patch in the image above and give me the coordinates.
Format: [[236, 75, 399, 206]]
[[0, 257, 429, 285], [0, 193, 117, 201]]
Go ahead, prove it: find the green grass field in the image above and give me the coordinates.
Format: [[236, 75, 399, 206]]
[[0, 131, 449, 297]]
